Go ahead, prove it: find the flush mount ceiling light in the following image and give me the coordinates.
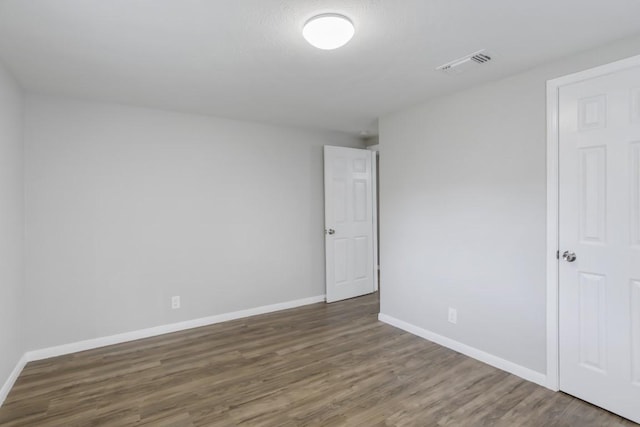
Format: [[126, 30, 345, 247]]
[[303, 14, 355, 50]]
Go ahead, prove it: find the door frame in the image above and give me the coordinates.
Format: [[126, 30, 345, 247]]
[[371, 149, 379, 292], [545, 53, 640, 391]]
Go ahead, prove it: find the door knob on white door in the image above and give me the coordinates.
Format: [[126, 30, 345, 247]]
[[562, 251, 577, 262], [326, 229, 335, 235]]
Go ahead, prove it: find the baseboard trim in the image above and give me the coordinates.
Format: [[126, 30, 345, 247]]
[[26, 295, 326, 362], [378, 313, 547, 388], [0, 294, 325, 407], [0, 354, 28, 407]]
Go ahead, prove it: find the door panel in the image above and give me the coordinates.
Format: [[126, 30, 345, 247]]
[[324, 146, 375, 303], [578, 146, 606, 243], [577, 272, 606, 372], [558, 65, 640, 424], [632, 142, 640, 246], [632, 280, 640, 385]]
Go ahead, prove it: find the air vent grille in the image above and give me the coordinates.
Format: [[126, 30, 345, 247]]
[[471, 53, 491, 64], [436, 49, 492, 75]]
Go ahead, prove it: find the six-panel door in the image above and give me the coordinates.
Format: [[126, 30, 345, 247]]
[[324, 146, 376, 303], [558, 65, 640, 423]]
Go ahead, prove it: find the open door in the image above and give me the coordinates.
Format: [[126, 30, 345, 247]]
[[324, 146, 377, 303]]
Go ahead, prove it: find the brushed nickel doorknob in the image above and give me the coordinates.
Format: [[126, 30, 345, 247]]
[[562, 251, 577, 262]]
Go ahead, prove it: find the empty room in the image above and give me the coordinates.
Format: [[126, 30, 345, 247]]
[[1, 1, 640, 425]]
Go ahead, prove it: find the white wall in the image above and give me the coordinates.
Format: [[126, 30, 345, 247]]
[[0, 63, 24, 387], [24, 95, 362, 350], [379, 34, 640, 374]]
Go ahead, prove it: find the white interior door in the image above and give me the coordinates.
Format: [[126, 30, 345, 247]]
[[324, 146, 376, 303], [558, 65, 640, 423]]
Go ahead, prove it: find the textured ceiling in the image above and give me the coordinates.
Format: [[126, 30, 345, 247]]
[[1, 0, 640, 135]]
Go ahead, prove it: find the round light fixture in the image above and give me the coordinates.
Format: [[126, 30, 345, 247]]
[[302, 14, 355, 50]]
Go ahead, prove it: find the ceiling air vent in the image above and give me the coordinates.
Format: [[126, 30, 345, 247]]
[[436, 49, 492, 75]]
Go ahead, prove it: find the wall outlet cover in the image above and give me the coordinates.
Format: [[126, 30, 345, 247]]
[[448, 307, 457, 324], [171, 296, 181, 309]]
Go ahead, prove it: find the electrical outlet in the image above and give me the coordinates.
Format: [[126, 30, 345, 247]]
[[448, 307, 457, 324], [171, 296, 181, 309]]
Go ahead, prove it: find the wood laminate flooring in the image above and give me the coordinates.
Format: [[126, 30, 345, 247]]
[[0, 293, 637, 426]]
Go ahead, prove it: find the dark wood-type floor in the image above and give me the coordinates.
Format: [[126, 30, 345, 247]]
[[0, 293, 637, 426]]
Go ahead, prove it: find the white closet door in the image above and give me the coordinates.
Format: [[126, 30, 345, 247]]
[[558, 65, 640, 424]]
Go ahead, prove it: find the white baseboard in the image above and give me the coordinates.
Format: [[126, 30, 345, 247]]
[[0, 354, 28, 408], [0, 294, 325, 407], [378, 313, 547, 388], [27, 295, 326, 362]]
